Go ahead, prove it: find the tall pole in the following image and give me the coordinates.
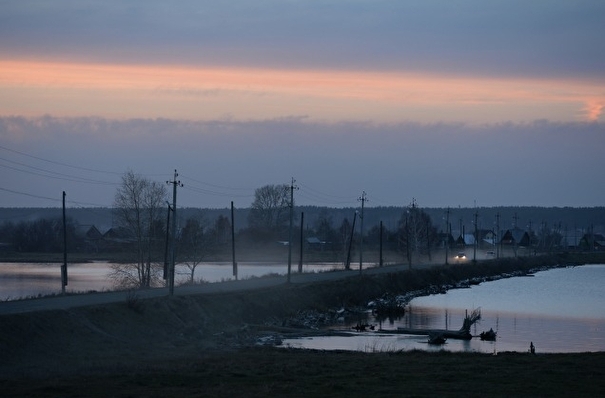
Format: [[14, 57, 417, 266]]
[[346, 211, 357, 270], [163, 202, 171, 280], [61, 191, 67, 294], [231, 201, 237, 280], [358, 191, 367, 274], [444, 208, 450, 265], [298, 211, 304, 273], [287, 178, 297, 283], [473, 211, 478, 263], [496, 212, 501, 258], [167, 170, 182, 296], [379, 220, 383, 267]]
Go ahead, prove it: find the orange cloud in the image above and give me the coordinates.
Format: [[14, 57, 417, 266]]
[[583, 100, 604, 121], [1, 60, 604, 123]]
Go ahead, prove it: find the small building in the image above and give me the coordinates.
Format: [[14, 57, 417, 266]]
[[306, 237, 329, 251], [501, 227, 531, 247], [579, 233, 605, 251]]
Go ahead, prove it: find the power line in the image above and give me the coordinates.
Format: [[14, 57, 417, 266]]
[[0, 158, 118, 186], [0, 144, 122, 175], [0, 186, 62, 203]]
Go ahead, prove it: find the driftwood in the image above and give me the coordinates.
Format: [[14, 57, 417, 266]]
[[381, 308, 481, 341], [480, 328, 497, 341]]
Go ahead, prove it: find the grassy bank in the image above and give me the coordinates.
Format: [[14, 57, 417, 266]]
[[1, 253, 604, 397], [2, 349, 604, 397]]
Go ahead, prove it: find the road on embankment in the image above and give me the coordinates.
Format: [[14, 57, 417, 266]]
[[0, 262, 433, 315]]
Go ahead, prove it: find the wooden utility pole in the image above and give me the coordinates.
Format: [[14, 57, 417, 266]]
[[287, 178, 297, 283], [495, 212, 500, 258], [379, 221, 383, 267], [473, 211, 478, 263], [298, 212, 304, 273], [231, 201, 237, 280], [346, 211, 357, 270], [167, 170, 182, 296], [444, 208, 450, 265], [358, 191, 367, 274], [61, 191, 67, 294], [163, 202, 171, 280]]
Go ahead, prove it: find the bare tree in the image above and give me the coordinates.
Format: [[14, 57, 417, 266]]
[[110, 170, 167, 289], [247, 184, 290, 240], [398, 200, 438, 266], [178, 215, 208, 283]]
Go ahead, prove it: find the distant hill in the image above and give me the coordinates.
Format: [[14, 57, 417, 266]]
[[1, 206, 604, 234]]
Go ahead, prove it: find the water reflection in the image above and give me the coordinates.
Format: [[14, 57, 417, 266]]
[[283, 265, 605, 353], [0, 261, 363, 299]]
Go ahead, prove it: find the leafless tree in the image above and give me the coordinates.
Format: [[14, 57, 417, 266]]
[[110, 170, 167, 289], [178, 215, 208, 283], [247, 184, 290, 239]]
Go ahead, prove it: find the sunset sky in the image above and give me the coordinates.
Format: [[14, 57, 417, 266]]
[[1, 1, 604, 211]]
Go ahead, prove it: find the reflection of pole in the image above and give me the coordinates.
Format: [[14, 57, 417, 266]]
[[346, 212, 357, 270], [231, 201, 237, 280], [61, 191, 67, 294], [167, 170, 182, 296]]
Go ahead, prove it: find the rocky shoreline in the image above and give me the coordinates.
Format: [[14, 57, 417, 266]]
[[255, 259, 585, 341], [2, 254, 604, 362]]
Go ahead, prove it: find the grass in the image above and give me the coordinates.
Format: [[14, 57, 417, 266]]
[[2, 252, 605, 397], [1, 349, 604, 397]]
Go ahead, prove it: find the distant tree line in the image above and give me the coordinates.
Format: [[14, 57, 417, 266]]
[[1, 171, 603, 289], [0, 217, 81, 252]]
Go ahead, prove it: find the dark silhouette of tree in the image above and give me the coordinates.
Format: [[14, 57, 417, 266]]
[[3, 217, 80, 252], [247, 184, 290, 240], [178, 215, 208, 283], [398, 200, 438, 266], [110, 170, 167, 289]]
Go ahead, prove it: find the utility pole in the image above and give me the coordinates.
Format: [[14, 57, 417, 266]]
[[495, 212, 500, 258], [346, 211, 357, 270], [444, 208, 450, 265], [358, 191, 367, 274], [379, 220, 383, 267], [287, 178, 298, 283], [473, 210, 478, 263], [61, 191, 68, 294], [163, 202, 172, 280], [166, 170, 182, 296], [231, 201, 237, 280], [298, 211, 304, 273], [513, 212, 519, 257]]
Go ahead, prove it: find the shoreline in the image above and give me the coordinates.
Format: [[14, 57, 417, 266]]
[[1, 253, 604, 396]]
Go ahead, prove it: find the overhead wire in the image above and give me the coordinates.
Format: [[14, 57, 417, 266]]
[[0, 144, 122, 175]]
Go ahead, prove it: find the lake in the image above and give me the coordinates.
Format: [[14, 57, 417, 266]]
[[283, 264, 605, 353], [0, 261, 359, 300]]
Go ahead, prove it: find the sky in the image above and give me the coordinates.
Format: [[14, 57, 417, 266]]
[[1, 0, 604, 210]]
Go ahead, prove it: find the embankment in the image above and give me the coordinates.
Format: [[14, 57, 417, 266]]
[[0, 252, 603, 381]]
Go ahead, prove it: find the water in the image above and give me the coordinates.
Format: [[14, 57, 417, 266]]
[[283, 264, 605, 353], [2, 261, 604, 353], [0, 261, 356, 300]]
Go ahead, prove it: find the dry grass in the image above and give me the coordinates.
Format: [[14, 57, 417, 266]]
[[2, 349, 604, 397]]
